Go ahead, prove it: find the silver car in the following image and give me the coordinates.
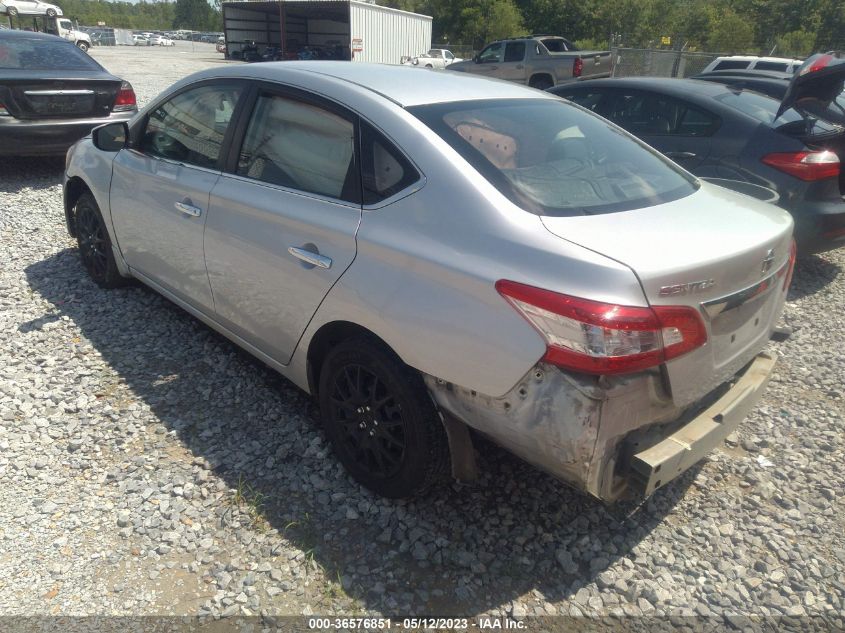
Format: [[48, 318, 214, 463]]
[[63, 63, 796, 501]]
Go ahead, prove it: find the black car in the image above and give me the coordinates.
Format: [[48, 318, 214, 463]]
[[0, 30, 137, 157], [550, 55, 845, 253], [691, 69, 845, 127]]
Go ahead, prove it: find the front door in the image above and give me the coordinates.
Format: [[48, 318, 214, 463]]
[[110, 81, 244, 312], [204, 87, 362, 364]]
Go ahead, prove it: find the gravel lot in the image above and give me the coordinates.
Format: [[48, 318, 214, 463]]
[[1, 45, 844, 627]]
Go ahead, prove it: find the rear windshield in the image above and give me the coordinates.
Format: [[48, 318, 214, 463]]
[[713, 90, 845, 134], [0, 38, 102, 71], [409, 98, 697, 217]]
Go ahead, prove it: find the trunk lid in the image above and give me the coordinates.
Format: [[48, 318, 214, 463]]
[[776, 52, 845, 120], [541, 183, 794, 406], [0, 73, 120, 120]]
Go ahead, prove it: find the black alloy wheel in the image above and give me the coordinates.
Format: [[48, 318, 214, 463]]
[[318, 337, 450, 498]]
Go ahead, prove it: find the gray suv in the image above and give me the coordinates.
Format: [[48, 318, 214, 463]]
[[64, 63, 795, 501]]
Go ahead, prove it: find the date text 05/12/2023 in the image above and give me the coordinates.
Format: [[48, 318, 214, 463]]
[[307, 617, 527, 629]]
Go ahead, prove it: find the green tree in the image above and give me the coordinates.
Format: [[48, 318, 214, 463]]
[[173, 0, 214, 30], [707, 9, 755, 53]]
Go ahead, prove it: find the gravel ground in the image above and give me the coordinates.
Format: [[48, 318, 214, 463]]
[[1, 46, 844, 628]]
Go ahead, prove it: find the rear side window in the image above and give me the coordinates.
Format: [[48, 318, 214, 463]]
[[360, 123, 420, 204], [409, 98, 697, 217], [713, 60, 750, 71], [714, 89, 845, 135], [504, 42, 526, 63], [0, 38, 101, 70], [606, 92, 719, 137], [754, 61, 789, 72], [237, 93, 358, 202]]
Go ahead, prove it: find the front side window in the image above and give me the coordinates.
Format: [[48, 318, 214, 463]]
[[478, 43, 503, 64], [141, 83, 242, 169], [237, 93, 358, 202], [410, 98, 697, 217]]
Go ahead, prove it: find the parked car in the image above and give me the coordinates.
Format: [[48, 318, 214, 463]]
[[0, 30, 136, 156], [550, 54, 845, 253], [148, 34, 174, 46], [448, 36, 612, 88], [64, 62, 794, 501], [0, 0, 61, 16], [132, 34, 149, 46], [404, 48, 462, 69], [699, 55, 804, 75], [216, 36, 225, 54]]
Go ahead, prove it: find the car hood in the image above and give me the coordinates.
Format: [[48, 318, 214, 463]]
[[777, 52, 845, 119]]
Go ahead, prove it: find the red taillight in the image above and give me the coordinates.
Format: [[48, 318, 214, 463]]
[[496, 280, 707, 375], [0, 101, 8, 116], [113, 81, 136, 112], [573, 57, 583, 78], [762, 151, 840, 181]]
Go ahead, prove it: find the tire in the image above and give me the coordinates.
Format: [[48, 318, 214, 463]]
[[318, 337, 450, 498], [529, 75, 554, 90], [74, 193, 129, 288], [425, 64, 433, 68], [7, 6, 17, 15], [77, 41, 89, 52], [46, 7, 56, 16]]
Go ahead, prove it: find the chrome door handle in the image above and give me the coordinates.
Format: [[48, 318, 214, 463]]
[[174, 201, 202, 217], [288, 246, 332, 269]]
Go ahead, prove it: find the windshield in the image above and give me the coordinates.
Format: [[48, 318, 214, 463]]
[[409, 99, 698, 216], [0, 38, 101, 70]]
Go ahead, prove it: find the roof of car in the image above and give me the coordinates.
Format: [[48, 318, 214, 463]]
[[0, 29, 65, 41], [553, 76, 750, 98], [193, 62, 556, 107]]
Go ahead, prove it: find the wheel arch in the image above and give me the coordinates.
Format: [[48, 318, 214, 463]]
[[306, 319, 478, 485], [64, 176, 92, 237], [529, 72, 554, 88], [305, 320, 395, 396]]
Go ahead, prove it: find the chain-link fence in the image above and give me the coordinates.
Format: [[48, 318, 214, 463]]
[[611, 48, 720, 78]]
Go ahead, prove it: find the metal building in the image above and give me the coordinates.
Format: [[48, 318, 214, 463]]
[[222, 0, 432, 65]]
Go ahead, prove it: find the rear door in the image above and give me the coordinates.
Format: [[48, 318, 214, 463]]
[[498, 41, 527, 83], [110, 80, 245, 312], [203, 85, 362, 364]]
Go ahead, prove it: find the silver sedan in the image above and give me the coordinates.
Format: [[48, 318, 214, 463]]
[[64, 62, 795, 501]]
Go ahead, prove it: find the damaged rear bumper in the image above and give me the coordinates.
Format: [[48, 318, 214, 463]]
[[628, 352, 775, 497], [425, 351, 776, 503]]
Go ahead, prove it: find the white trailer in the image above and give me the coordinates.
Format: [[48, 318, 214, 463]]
[[222, 0, 431, 65]]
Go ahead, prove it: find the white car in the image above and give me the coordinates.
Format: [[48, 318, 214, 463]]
[[404, 48, 461, 69], [132, 34, 150, 46], [700, 55, 804, 74], [151, 35, 174, 46], [1, 0, 62, 16]]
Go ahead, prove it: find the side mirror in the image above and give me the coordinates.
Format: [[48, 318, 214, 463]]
[[92, 121, 128, 152], [473, 55, 479, 63]]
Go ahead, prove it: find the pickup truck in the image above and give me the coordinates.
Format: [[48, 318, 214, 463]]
[[404, 48, 462, 69], [447, 36, 612, 88]]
